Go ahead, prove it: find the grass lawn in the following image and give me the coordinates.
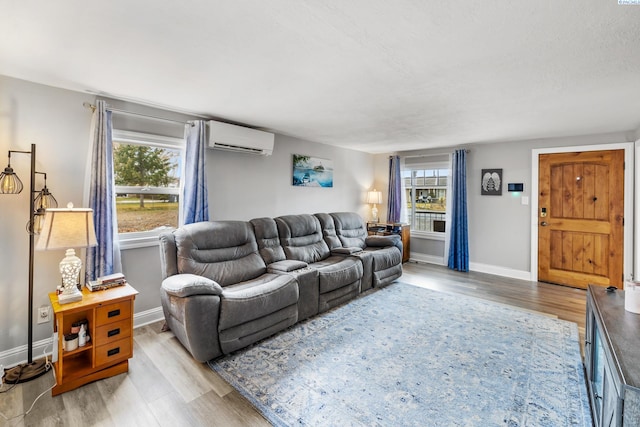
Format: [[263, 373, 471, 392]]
[[116, 199, 178, 233]]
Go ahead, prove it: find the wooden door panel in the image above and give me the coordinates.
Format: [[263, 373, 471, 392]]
[[539, 150, 624, 289], [561, 232, 573, 271], [549, 219, 610, 234], [549, 231, 610, 278], [573, 164, 585, 218], [595, 164, 610, 220], [594, 236, 609, 278], [551, 163, 612, 220], [583, 164, 596, 219], [550, 231, 563, 270], [572, 233, 584, 272], [584, 234, 594, 275]]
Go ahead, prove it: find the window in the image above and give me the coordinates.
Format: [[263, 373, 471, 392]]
[[112, 130, 184, 248], [403, 158, 449, 233]]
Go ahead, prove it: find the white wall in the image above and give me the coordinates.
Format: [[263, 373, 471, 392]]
[[208, 135, 372, 220], [0, 76, 94, 362], [379, 132, 636, 276], [0, 75, 374, 363], [468, 134, 635, 274]]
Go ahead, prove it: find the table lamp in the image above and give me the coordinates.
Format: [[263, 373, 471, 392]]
[[366, 189, 382, 223], [36, 203, 98, 304]]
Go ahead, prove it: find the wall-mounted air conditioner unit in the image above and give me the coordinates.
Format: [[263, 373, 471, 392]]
[[207, 120, 274, 156]]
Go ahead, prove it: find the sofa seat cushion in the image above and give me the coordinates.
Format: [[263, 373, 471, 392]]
[[310, 255, 363, 294], [218, 273, 299, 330], [268, 259, 308, 273]]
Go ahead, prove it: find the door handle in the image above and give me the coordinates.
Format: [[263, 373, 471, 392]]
[[540, 221, 548, 226]]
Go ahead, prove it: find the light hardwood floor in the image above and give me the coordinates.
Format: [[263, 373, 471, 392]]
[[0, 262, 587, 426]]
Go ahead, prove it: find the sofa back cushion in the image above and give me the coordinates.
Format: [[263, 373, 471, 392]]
[[314, 213, 342, 250], [250, 217, 286, 265], [173, 221, 266, 286], [330, 212, 368, 249], [275, 214, 330, 263]]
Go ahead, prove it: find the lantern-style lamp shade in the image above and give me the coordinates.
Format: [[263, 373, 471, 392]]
[[34, 186, 58, 211], [35, 205, 98, 304], [366, 189, 383, 223], [32, 186, 59, 234], [0, 166, 24, 194]]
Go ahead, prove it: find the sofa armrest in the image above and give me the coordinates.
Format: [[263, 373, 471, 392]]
[[162, 274, 223, 298], [366, 234, 401, 247], [268, 260, 308, 273], [332, 247, 363, 255]]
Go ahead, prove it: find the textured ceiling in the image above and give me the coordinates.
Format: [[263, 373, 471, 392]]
[[1, 1, 639, 153]]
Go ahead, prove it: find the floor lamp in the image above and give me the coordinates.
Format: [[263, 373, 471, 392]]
[[0, 143, 57, 383]]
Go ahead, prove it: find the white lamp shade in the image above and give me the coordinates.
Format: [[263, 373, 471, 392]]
[[35, 208, 98, 251], [366, 190, 382, 205]]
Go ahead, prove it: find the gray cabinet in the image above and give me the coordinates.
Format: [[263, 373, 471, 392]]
[[585, 285, 640, 426]]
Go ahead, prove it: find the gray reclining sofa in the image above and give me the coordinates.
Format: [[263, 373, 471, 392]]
[[159, 212, 403, 362]]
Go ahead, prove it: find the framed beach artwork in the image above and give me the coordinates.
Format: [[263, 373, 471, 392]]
[[481, 168, 502, 195], [292, 154, 333, 187]]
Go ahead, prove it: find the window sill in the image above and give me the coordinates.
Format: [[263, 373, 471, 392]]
[[118, 234, 161, 250], [409, 230, 446, 241]]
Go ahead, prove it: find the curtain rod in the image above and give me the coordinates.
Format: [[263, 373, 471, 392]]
[[394, 149, 470, 159], [83, 102, 194, 126]]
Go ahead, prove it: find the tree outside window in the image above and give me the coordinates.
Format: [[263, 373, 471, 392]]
[[112, 132, 183, 235]]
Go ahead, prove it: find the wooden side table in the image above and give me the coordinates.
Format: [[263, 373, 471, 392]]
[[367, 223, 410, 263], [49, 283, 138, 395]]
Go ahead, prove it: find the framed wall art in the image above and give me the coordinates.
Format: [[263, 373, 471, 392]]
[[292, 154, 333, 187], [481, 169, 502, 195]]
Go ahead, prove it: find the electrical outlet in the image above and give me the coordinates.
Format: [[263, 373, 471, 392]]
[[38, 306, 50, 324]]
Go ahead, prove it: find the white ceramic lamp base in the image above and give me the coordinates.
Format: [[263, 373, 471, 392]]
[[58, 287, 82, 304], [371, 205, 379, 223], [58, 248, 83, 305]]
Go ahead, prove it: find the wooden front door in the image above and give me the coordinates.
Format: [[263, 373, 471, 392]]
[[538, 150, 624, 289]]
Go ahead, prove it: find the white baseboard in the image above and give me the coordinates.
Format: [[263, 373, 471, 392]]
[[408, 255, 532, 282], [0, 336, 54, 371], [469, 262, 532, 282], [409, 253, 446, 265], [0, 306, 165, 369], [133, 306, 165, 328]]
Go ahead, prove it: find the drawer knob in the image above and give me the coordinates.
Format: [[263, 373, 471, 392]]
[[108, 309, 121, 318], [107, 347, 120, 357], [107, 328, 121, 337]]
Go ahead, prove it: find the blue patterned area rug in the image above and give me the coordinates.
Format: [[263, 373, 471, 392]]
[[208, 282, 591, 426]]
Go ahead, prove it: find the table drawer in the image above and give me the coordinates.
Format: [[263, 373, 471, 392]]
[[95, 337, 132, 367], [96, 301, 131, 326], [95, 318, 131, 345]]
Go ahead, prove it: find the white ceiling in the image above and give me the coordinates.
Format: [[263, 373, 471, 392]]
[[1, 1, 639, 153]]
